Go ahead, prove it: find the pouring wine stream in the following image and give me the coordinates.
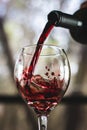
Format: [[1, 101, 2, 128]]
[[28, 22, 54, 79]]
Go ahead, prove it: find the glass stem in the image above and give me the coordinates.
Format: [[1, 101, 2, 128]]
[[38, 115, 48, 130]]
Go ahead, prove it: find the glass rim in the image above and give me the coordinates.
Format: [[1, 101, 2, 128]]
[[21, 44, 65, 56]]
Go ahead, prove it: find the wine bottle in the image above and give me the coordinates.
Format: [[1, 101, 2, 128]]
[[48, 8, 87, 44]]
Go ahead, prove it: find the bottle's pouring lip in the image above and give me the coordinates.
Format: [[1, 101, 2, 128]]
[[47, 10, 60, 26], [47, 10, 83, 29]]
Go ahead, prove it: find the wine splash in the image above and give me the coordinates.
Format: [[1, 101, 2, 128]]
[[28, 22, 54, 78], [16, 73, 64, 115]]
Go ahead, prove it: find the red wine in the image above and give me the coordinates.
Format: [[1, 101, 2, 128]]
[[28, 22, 54, 78], [16, 21, 61, 115], [16, 71, 64, 115]]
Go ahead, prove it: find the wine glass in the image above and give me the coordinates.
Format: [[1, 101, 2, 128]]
[[14, 44, 71, 130]]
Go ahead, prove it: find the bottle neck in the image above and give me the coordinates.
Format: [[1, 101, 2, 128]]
[[48, 10, 83, 29], [48, 8, 87, 44]]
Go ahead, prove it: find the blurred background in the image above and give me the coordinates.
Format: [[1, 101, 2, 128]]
[[0, 0, 87, 130]]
